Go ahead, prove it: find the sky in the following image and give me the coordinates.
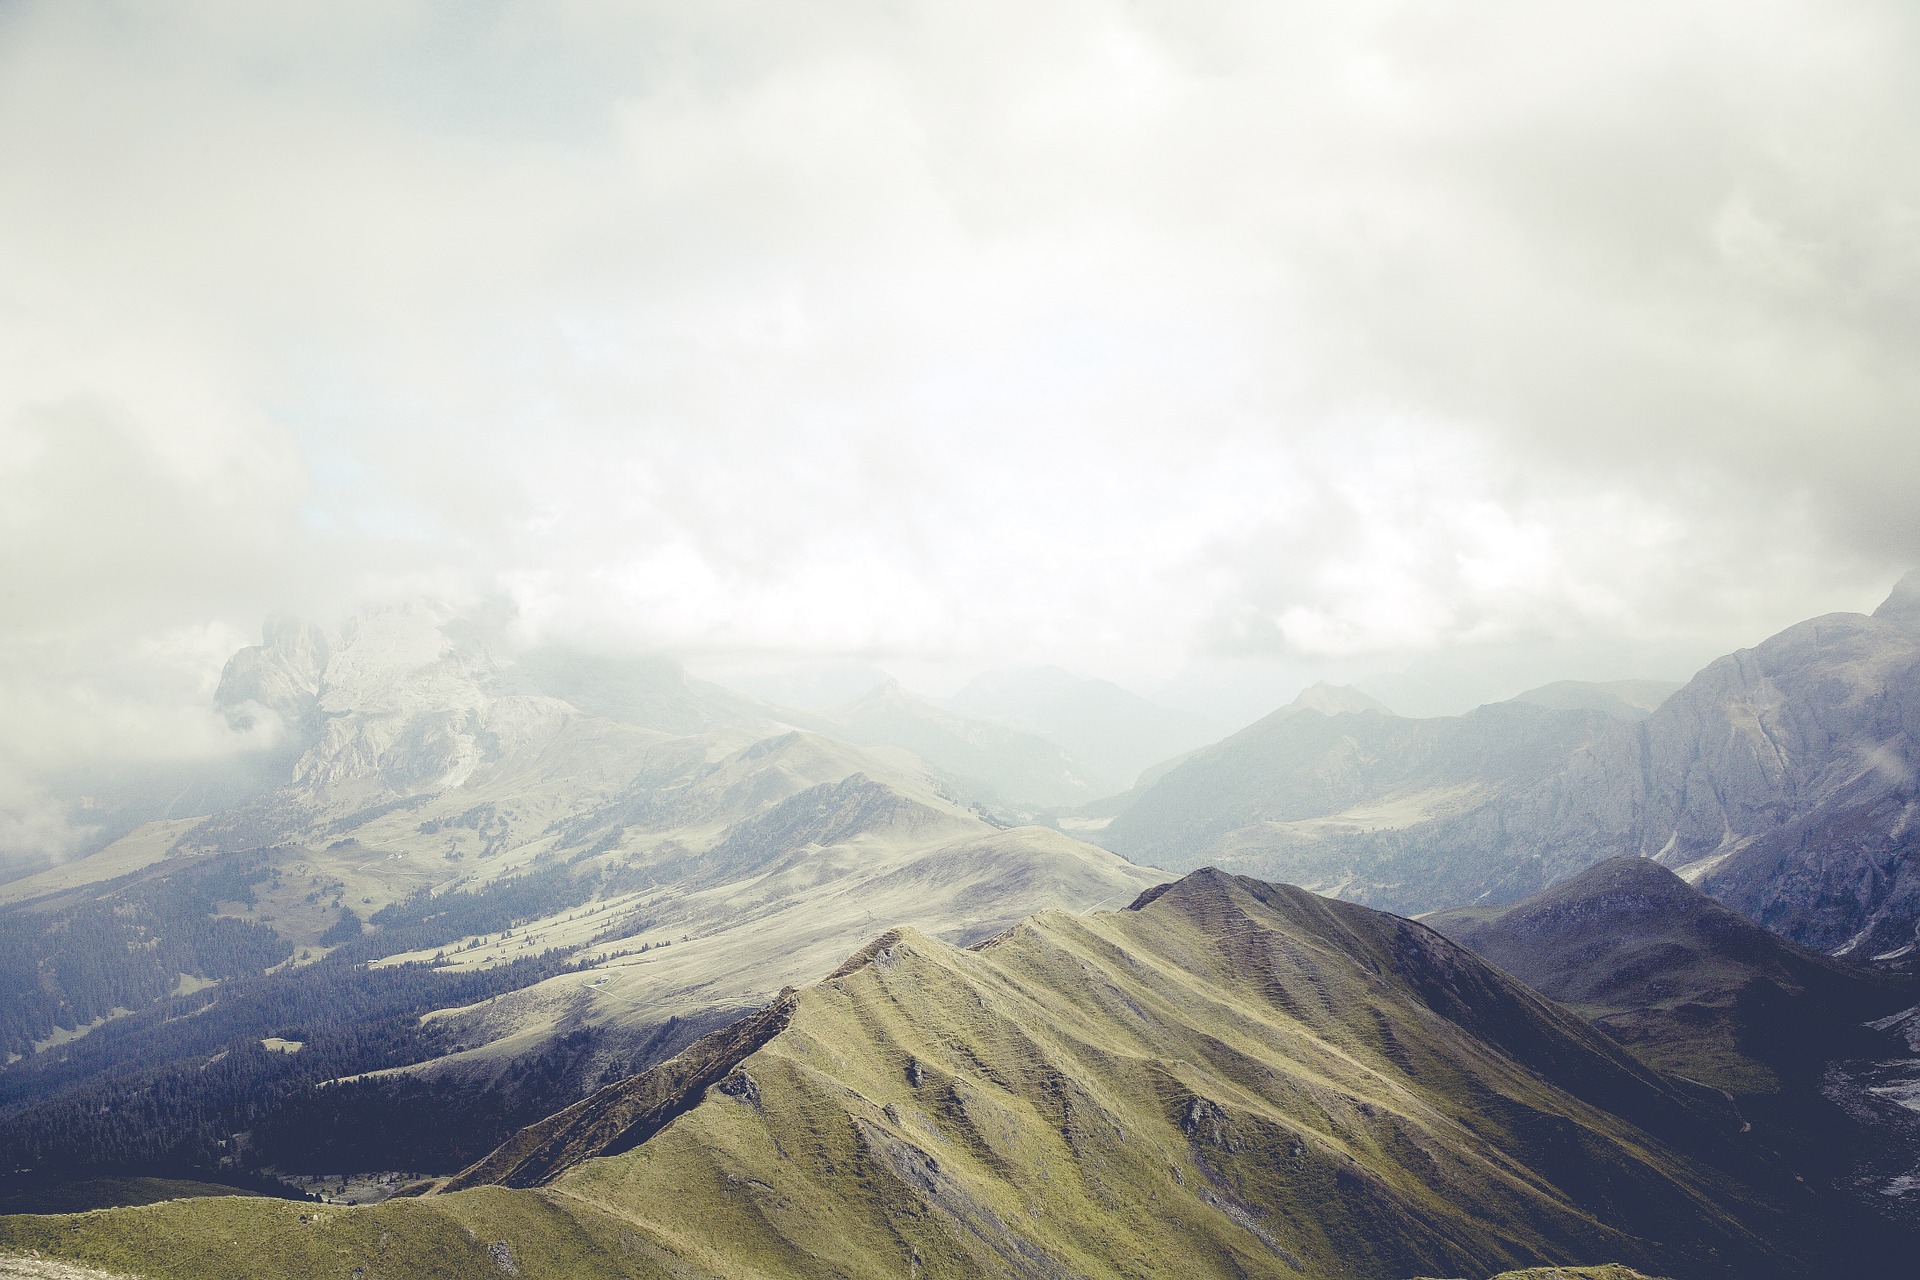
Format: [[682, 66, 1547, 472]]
[[2, 0, 1918, 854]]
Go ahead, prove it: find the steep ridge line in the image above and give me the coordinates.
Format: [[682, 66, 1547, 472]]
[[7, 869, 1905, 1278], [450, 869, 1850, 1278], [440, 988, 802, 1191]]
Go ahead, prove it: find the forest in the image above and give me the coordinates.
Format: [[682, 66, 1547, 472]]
[[0, 849, 672, 1178]]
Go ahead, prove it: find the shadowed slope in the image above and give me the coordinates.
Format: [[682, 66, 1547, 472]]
[[441, 990, 801, 1190], [6, 871, 1897, 1279], [1427, 857, 1910, 1094]]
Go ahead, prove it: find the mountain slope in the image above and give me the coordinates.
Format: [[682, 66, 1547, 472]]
[[479, 873, 1808, 1280], [0, 604, 1163, 1177], [1426, 857, 1912, 1094], [1098, 689, 1607, 896], [1506, 681, 1684, 722], [0, 728, 1160, 1174], [10, 870, 1896, 1279], [1096, 579, 1920, 953]]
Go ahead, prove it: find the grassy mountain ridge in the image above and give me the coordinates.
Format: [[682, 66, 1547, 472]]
[[0, 720, 1158, 1176], [6, 869, 1889, 1278]]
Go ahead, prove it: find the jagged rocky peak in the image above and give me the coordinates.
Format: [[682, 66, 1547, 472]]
[[214, 611, 335, 733], [204, 599, 574, 807], [1874, 568, 1920, 624], [215, 599, 502, 726]]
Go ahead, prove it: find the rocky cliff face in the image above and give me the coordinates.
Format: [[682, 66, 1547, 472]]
[[1099, 577, 1920, 954], [201, 600, 791, 842]]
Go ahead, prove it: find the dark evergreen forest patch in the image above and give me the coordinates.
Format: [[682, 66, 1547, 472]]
[[0, 851, 624, 1177]]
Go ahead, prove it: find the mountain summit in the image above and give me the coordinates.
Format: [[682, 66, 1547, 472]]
[[1873, 567, 1920, 624], [1278, 679, 1394, 719]]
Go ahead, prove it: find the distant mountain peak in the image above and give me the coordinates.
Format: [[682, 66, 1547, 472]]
[[840, 676, 914, 709], [1505, 678, 1683, 721], [1537, 853, 1702, 906], [1281, 680, 1393, 719], [1874, 568, 1920, 624], [1428, 852, 1906, 1097]]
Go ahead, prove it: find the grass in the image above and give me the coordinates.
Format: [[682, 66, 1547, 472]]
[[0, 1179, 266, 1218], [0, 870, 1848, 1279]]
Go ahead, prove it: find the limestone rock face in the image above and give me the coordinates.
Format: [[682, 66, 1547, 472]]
[[197, 600, 785, 842], [1099, 581, 1920, 953]]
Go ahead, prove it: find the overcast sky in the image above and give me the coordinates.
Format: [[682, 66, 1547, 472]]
[[3, 0, 1918, 851]]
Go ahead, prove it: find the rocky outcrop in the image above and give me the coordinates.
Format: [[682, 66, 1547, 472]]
[[1099, 577, 1920, 954]]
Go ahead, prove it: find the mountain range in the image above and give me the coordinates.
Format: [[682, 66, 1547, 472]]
[[1428, 855, 1906, 1096], [4, 582, 1920, 1277], [1094, 575, 1920, 957], [9, 867, 1907, 1279], [0, 601, 1161, 1177]]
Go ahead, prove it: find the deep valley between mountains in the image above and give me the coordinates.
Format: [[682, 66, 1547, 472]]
[[5, 585, 1920, 1278]]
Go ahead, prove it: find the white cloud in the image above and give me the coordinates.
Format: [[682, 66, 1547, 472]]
[[0, 0, 1914, 816]]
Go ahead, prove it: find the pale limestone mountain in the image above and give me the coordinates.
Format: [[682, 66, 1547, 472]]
[[0, 601, 1163, 1160], [1095, 576, 1920, 954]]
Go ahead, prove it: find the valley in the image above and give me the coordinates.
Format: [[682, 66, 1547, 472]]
[[4, 591, 1920, 1277]]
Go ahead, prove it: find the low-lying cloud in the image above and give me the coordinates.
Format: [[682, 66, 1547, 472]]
[[2, 0, 1915, 855]]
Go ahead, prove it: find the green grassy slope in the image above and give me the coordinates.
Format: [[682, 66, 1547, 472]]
[[537, 871, 1815, 1280], [0, 1187, 693, 1280], [0, 1179, 266, 1217], [1, 870, 1883, 1279]]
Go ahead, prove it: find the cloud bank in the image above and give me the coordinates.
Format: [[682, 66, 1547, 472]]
[[2, 0, 1916, 850]]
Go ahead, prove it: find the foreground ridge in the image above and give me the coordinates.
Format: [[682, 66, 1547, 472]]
[[3, 870, 1901, 1279]]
